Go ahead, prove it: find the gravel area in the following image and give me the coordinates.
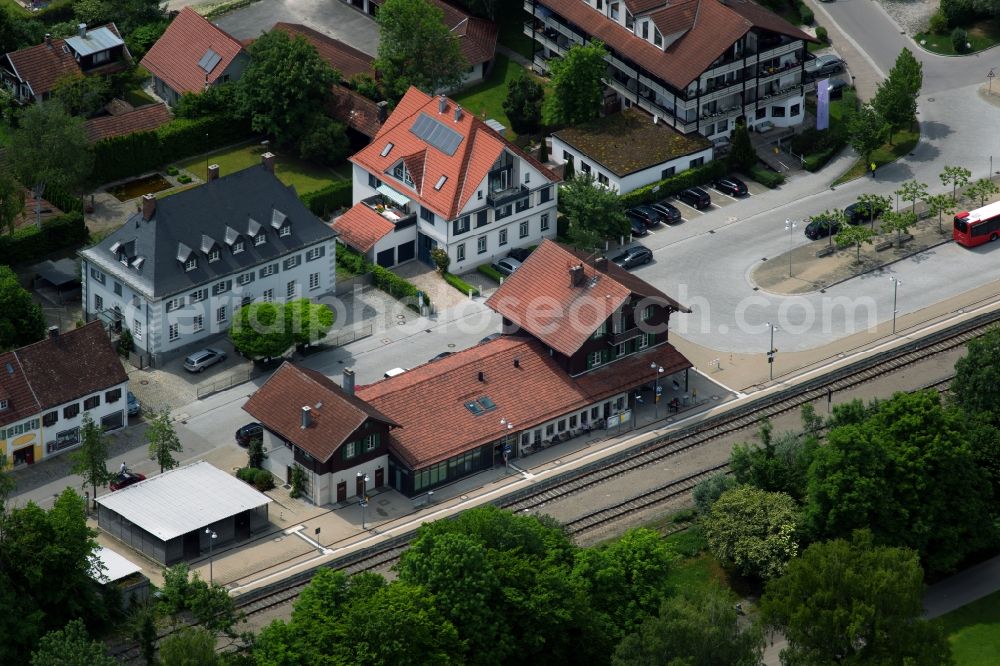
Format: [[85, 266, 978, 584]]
[[876, 0, 938, 35]]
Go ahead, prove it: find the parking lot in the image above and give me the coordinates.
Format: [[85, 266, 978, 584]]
[[630, 176, 770, 241]]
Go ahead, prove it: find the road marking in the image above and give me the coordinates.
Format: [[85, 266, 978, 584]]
[[286, 524, 333, 555]]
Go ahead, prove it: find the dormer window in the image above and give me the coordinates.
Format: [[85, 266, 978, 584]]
[[185, 257, 197, 271], [233, 239, 245, 254], [208, 248, 220, 262], [254, 233, 266, 246], [392, 162, 414, 187], [654, 28, 662, 47], [119, 252, 129, 266], [641, 20, 648, 40], [279, 225, 291, 238], [0, 399, 8, 410], [625, 10, 634, 29]]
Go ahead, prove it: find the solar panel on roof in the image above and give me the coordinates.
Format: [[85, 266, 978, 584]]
[[198, 48, 222, 74], [410, 113, 463, 156]]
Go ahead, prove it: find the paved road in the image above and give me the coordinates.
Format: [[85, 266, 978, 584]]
[[214, 0, 380, 55]]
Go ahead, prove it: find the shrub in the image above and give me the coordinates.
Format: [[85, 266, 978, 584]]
[[236, 467, 256, 483], [118, 328, 134, 355], [815, 26, 829, 43], [296, 115, 350, 166], [370, 265, 428, 311], [750, 165, 785, 188], [952, 27, 969, 52], [252, 468, 275, 491], [336, 243, 368, 275], [942, 0, 976, 26], [0, 211, 87, 266], [620, 159, 729, 207], [430, 247, 450, 273], [804, 147, 839, 172], [443, 272, 479, 296], [799, 4, 814, 25], [477, 263, 505, 283], [166, 166, 179, 176], [300, 181, 352, 218], [928, 9, 948, 34], [177, 174, 192, 184]]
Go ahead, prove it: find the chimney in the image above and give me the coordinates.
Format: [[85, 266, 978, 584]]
[[207, 164, 220, 182], [513, 358, 520, 368], [478, 371, 485, 382], [595, 256, 608, 271], [569, 264, 585, 287], [44, 33, 51, 45], [438, 94, 447, 114], [454, 105, 463, 122], [343, 368, 355, 396], [261, 152, 275, 173], [47, 326, 59, 338], [376, 100, 388, 124], [300, 405, 312, 429], [141, 193, 156, 220], [78, 23, 87, 39]]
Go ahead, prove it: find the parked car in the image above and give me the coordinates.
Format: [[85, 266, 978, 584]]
[[110, 470, 146, 491], [479, 333, 502, 345], [127, 391, 141, 417], [611, 245, 653, 269], [384, 367, 407, 378], [712, 176, 748, 197], [807, 54, 845, 78], [804, 217, 842, 240], [845, 199, 888, 225], [676, 186, 712, 210], [651, 200, 683, 224], [507, 247, 533, 262], [183, 348, 226, 373], [826, 77, 849, 99], [429, 351, 453, 362], [492, 257, 522, 277], [627, 205, 665, 228], [755, 120, 775, 133], [235, 422, 264, 447], [711, 136, 731, 154], [629, 215, 649, 236]]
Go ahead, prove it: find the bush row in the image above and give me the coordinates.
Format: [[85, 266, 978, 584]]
[[0, 212, 87, 266], [371, 265, 431, 312], [750, 165, 785, 188], [477, 264, 505, 283], [336, 243, 368, 275], [443, 272, 479, 297], [44, 184, 85, 214], [91, 115, 253, 185], [301, 181, 352, 218], [237, 467, 275, 491], [620, 160, 730, 207]]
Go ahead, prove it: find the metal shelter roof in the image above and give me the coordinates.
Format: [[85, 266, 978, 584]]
[[65, 26, 124, 57], [31, 258, 80, 288], [89, 546, 143, 583]]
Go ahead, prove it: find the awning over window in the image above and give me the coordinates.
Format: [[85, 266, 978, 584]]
[[376, 184, 410, 207]]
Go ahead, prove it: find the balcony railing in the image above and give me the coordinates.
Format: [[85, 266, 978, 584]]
[[487, 184, 529, 208], [609, 327, 643, 346], [361, 195, 416, 227]]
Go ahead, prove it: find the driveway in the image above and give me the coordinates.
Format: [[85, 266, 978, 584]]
[[213, 0, 380, 56]]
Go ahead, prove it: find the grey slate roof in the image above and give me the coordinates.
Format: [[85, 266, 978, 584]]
[[80, 165, 337, 299]]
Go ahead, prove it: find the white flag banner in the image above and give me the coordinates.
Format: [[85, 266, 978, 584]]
[[816, 77, 830, 131]]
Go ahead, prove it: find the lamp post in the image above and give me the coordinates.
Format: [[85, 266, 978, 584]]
[[204, 528, 217, 584], [784, 219, 797, 277], [500, 419, 514, 470], [650, 362, 664, 419], [989, 68, 996, 95], [890, 276, 901, 334], [766, 322, 778, 380], [357, 472, 369, 529]]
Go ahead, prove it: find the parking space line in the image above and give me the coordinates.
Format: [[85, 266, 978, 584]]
[[711, 189, 741, 202]]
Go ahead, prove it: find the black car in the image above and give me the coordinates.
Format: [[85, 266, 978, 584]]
[[804, 217, 842, 240], [507, 247, 533, 262], [235, 422, 264, 447], [628, 214, 649, 236], [626, 205, 665, 228], [611, 245, 653, 269], [677, 186, 712, 210], [479, 333, 502, 345], [429, 351, 453, 362], [826, 78, 849, 99], [651, 200, 682, 224], [712, 176, 748, 197], [844, 200, 888, 225]]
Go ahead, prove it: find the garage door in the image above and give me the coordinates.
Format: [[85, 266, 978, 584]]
[[101, 410, 124, 431], [397, 241, 415, 263], [376, 248, 395, 267]]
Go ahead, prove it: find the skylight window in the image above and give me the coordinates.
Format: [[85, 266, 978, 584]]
[[380, 142, 394, 157], [463, 396, 497, 415], [478, 396, 496, 410], [434, 175, 447, 190], [464, 401, 483, 415]]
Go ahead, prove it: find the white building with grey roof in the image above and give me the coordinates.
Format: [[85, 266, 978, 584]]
[[79, 155, 337, 365]]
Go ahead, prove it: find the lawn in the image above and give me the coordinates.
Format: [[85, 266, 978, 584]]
[[452, 54, 542, 142], [662, 527, 730, 595], [498, 12, 534, 59], [0, 0, 29, 16], [125, 89, 157, 107], [832, 126, 920, 185], [916, 19, 1000, 56], [934, 589, 1000, 665], [175, 142, 349, 195]]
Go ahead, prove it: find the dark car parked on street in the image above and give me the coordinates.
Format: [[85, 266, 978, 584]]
[[611, 245, 653, 269], [627, 205, 665, 228], [712, 176, 748, 197], [845, 199, 888, 225], [507, 247, 533, 262], [236, 422, 264, 447], [651, 200, 682, 224], [110, 470, 146, 491], [628, 215, 649, 236], [826, 78, 849, 99], [677, 186, 712, 210], [804, 217, 842, 240]]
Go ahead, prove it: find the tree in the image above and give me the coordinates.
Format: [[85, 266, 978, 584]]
[[0, 265, 46, 351], [762, 530, 955, 665], [846, 103, 888, 164], [892, 47, 924, 99], [703, 486, 799, 580], [693, 472, 737, 514], [729, 419, 819, 501], [0, 453, 14, 512], [147, 408, 183, 474], [952, 325, 1000, 421], [0, 170, 25, 234], [247, 436, 265, 469], [285, 299, 335, 348], [558, 174, 628, 244], [966, 177, 998, 206], [895, 178, 928, 214], [375, 0, 466, 100], [70, 413, 111, 508], [729, 123, 756, 171], [158, 627, 219, 666], [543, 41, 608, 125], [873, 56, 918, 139], [296, 114, 350, 166], [836, 223, 877, 263], [158, 565, 243, 639], [855, 192, 892, 230], [30, 619, 116, 666], [52, 73, 111, 118], [502, 70, 545, 135], [8, 103, 92, 216], [812, 208, 847, 247], [238, 30, 338, 147], [804, 390, 994, 573], [613, 584, 764, 666], [880, 209, 917, 247], [924, 192, 955, 234], [230, 302, 293, 360], [940, 164, 971, 202]]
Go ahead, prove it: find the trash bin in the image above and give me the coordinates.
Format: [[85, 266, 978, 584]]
[[682, 394, 690, 406]]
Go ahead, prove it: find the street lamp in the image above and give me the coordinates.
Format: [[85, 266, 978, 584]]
[[357, 472, 369, 529], [784, 219, 797, 277], [500, 419, 514, 470], [989, 68, 996, 95], [650, 362, 664, 419], [204, 528, 217, 584], [766, 322, 778, 380], [889, 276, 901, 334]]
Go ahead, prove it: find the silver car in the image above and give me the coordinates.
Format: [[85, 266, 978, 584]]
[[492, 257, 522, 277], [183, 348, 227, 373]]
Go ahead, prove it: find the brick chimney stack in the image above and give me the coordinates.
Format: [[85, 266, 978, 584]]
[[141, 193, 156, 220]]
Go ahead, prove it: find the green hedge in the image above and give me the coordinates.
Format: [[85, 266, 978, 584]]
[[36, 0, 74, 23], [370, 265, 430, 312], [620, 160, 729, 207], [804, 147, 840, 172], [750, 165, 785, 188], [477, 264, 504, 283], [443, 272, 479, 296], [0, 212, 87, 266], [301, 181, 352, 218], [44, 184, 84, 214], [336, 243, 368, 275], [91, 115, 253, 185]]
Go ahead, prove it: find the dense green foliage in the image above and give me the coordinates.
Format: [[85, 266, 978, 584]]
[[558, 174, 629, 248], [502, 71, 545, 135], [146, 408, 183, 473], [729, 123, 756, 171], [69, 413, 112, 507], [371, 264, 429, 311], [872, 49, 922, 136], [477, 263, 505, 282], [300, 181, 353, 218], [375, 0, 467, 100], [729, 419, 818, 502], [846, 103, 888, 163], [335, 243, 369, 275], [9, 102, 93, 197], [230, 300, 334, 359], [703, 485, 799, 580], [30, 618, 116, 666], [543, 41, 608, 125], [620, 160, 730, 206], [0, 264, 46, 351], [442, 271, 480, 296]]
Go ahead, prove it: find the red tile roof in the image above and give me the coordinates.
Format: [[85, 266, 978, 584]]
[[485, 240, 687, 357], [328, 84, 384, 137], [332, 204, 396, 253], [0, 352, 40, 428], [140, 7, 244, 96], [271, 23, 375, 79], [84, 102, 172, 143], [428, 0, 498, 66], [351, 87, 559, 220], [244, 363, 398, 463], [623, 0, 669, 13], [5, 37, 82, 98], [538, 0, 814, 89], [649, 0, 698, 36], [358, 335, 690, 468]]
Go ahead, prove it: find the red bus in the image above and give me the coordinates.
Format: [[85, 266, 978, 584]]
[[954, 200, 1000, 247]]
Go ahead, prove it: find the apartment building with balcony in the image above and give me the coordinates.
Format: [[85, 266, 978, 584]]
[[335, 87, 560, 271], [524, 0, 817, 140]]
